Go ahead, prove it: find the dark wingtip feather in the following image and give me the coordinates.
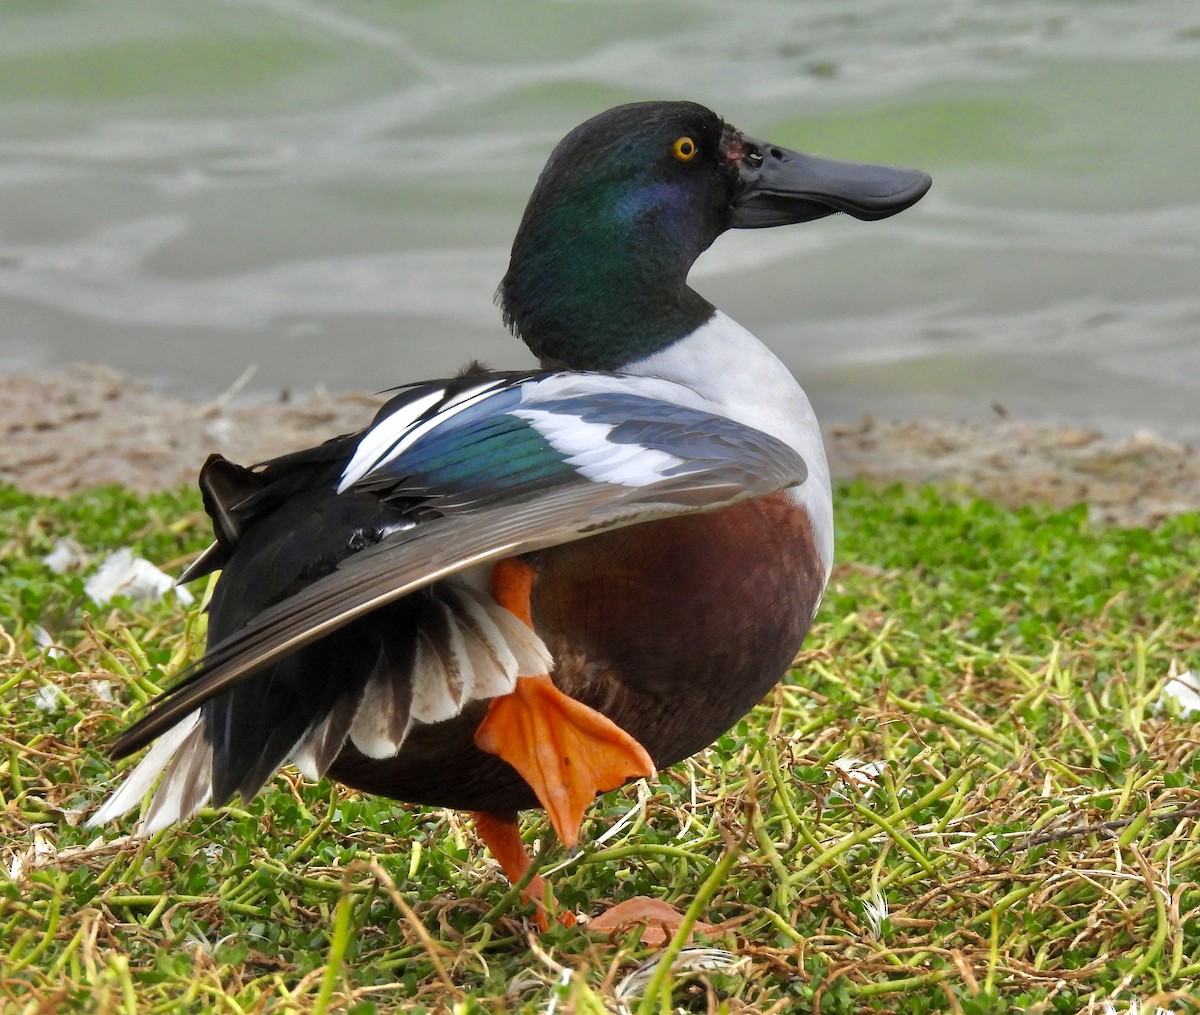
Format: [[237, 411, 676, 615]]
[[200, 454, 265, 545], [175, 455, 267, 585], [109, 709, 176, 761], [177, 541, 224, 585]]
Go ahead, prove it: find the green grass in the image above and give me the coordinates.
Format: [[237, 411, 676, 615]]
[[2, 480, 1200, 1012]]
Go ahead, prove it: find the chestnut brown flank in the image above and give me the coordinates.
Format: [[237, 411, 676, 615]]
[[329, 492, 825, 812]]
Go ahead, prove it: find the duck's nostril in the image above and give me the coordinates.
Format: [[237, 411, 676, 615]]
[[770, 147, 783, 160]]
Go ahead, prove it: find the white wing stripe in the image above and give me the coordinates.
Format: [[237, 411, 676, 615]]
[[447, 587, 521, 689], [341, 389, 445, 490], [349, 672, 414, 759], [141, 727, 212, 835], [291, 712, 336, 780], [512, 408, 686, 487], [88, 711, 202, 827], [338, 380, 512, 493]]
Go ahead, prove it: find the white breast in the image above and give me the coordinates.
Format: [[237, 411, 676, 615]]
[[622, 310, 834, 577]]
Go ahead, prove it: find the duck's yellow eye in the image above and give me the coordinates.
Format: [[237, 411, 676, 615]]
[[672, 136, 697, 162]]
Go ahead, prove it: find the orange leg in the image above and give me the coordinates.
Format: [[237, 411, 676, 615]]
[[471, 810, 574, 930], [475, 559, 655, 849], [490, 556, 536, 626]]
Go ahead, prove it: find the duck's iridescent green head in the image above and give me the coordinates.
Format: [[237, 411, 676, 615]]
[[500, 101, 931, 371]]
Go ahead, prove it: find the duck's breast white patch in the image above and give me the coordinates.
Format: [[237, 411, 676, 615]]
[[624, 310, 835, 578]]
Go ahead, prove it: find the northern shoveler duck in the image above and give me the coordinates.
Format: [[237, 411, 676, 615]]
[[90, 100, 930, 924]]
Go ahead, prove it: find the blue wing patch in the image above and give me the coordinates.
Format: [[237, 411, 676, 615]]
[[340, 375, 806, 509]]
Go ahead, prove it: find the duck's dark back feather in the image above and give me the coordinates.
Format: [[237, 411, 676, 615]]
[[202, 485, 415, 804]]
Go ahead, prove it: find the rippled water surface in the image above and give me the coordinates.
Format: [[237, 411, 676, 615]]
[[2, 1, 1198, 438]]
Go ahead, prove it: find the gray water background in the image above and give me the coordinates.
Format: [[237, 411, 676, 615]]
[[2, 1, 1198, 439]]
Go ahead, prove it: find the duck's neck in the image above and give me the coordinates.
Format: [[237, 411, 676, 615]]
[[500, 191, 716, 370]]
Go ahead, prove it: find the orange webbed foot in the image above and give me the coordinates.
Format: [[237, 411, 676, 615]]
[[478, 558, 655, 849], [475, 674, 655, 848]]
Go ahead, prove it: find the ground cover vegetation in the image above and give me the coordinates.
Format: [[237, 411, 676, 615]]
[[1, 480, 1198, 1013]]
